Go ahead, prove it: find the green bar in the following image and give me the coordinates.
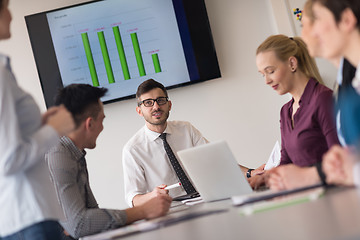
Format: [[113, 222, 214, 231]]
[[130, 32, 146, 76], [97, 31, 115, 84], [113, 26, 130, 80], [152, 53, 161, 73], [81, 32, 99, 86]]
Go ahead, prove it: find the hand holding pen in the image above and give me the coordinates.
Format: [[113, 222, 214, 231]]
[[152, 182, 182, 196], [164, 182, 182, 190]]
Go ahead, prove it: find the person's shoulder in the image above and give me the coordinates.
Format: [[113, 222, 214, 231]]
[[123, 126, 147, 150], [47, 140, 69, 155], [168, 120, 197, 132], [47, 140, 74, 158], [168, 121, 204, 138], [313, 83, 334, 103], [315, 82, 333, 94], [168, 120, 193, 128], [280, 99, 292, 113], [46, 141, 74, 168]]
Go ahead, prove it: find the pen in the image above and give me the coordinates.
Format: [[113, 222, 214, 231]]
[[164, 182, 181, 190]]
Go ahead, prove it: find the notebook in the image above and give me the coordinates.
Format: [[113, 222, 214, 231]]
[[177, 140, 253, 202]]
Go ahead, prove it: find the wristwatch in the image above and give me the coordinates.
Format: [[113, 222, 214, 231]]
[[246, 168, 254, 178]]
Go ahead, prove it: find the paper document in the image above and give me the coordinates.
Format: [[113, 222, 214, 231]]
[[181, 196, 204, 205], [168, 201, 190, 214], [237, 187, 324, 215], [264, 141, 281, 170], [231, 183, 323, 206]]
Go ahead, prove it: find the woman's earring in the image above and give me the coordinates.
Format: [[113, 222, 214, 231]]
[[292, 68, 297, 73]]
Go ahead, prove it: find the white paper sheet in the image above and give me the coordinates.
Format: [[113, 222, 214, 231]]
[[264, 141, 281, 170]]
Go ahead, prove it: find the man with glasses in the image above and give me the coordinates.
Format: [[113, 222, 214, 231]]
[[46, 84, 171, 239], [122, 79, 209, 207]]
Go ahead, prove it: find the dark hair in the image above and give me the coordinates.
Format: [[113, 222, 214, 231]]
[[0, 1, 3, 11], [136, 79, 168, 100], [55, 84, 108, 127], [312, 0, 360, 31]]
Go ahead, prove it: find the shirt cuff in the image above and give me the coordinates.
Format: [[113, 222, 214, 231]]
[[126, 191, 142, 207], [353, 161, 360, 187]]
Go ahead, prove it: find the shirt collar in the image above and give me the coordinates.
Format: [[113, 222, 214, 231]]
[[144, 122, 172, 141], [289, 78, 318, 109], [60, 136, 86, 161]]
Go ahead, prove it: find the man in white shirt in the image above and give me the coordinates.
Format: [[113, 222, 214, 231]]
[[122, 79, 208, 207], [46, 84, 172, 239]]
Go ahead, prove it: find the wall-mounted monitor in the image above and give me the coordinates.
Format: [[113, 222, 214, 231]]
[[25, 0, 221, 107]]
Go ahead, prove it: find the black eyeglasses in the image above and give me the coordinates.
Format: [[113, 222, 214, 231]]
[[138, 97, 169, 107]]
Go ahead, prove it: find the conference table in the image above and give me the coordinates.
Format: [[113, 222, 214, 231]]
[[87, 187, 360, 240]]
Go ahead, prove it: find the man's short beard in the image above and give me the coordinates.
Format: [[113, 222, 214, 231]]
[[145, 111, 169, 126]]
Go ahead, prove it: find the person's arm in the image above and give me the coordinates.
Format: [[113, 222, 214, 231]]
[[322, 145, 356, 186], [122, 145, 153, 207], [279, 106, 292, 165], [189, 122, 209, 146], [280, 147, 291, 165], [0, 68, 59, 176], [238, 164, 265, 178], [46, 148, 127, 239], [317, 91, 340, 147], [125, 193, 172, 224], [239, 165, 249, 176], [45, 105, 75, 136], [267, 164, 320, 190], [132, 185, 168, 207]]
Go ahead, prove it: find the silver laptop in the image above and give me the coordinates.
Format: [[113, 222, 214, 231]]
[[177, 140, 252, 202]]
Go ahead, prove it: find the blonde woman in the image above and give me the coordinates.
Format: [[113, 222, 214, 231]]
[[253, 34, 340, 188], [256, 35, 339, 170]]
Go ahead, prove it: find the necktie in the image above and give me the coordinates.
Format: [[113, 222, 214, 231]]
[[159, 133, 197, 194]]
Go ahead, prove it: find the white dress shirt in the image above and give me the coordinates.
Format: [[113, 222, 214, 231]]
[[0, 54, 64, 237], [122, 121, 208, 206]]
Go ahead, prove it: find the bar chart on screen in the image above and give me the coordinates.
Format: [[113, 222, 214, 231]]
[[46, 0, 189, 101], [52, 6, 165, 87], [78, 23, 162, 87]]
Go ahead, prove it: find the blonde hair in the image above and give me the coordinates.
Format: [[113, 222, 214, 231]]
[[256, 34, 323, 84]]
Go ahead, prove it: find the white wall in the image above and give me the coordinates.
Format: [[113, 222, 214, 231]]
[[0, 0, 336, 209]]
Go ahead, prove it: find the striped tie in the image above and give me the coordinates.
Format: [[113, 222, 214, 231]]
[[159, 133, 197, 194]]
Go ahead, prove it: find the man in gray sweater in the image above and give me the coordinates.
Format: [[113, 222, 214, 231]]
[[46, 84, 171, 239]]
